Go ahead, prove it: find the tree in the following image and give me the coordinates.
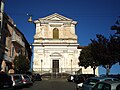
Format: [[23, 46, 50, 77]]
[[79, 34, 120, 75], [78, 44, 99, 75], [111, 16, 120, 34], [111, 16, 120, 64], [14, 54, 30, 73], [91, 34, 118, 75], [109, 35, 120, 64]]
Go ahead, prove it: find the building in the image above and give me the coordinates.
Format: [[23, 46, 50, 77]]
[[0, 0, 5, 70], [0, 11, 32, 73], [32, 13, 98, 75]]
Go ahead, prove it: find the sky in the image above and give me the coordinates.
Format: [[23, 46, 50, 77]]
[[4, 0, 120, 75]]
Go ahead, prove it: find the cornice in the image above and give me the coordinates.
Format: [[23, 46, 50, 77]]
[[34, 13, 77, 25]]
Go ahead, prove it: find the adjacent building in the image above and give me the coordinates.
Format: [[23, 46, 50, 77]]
[[0, 0, 5, 71], [32, 13, 98, 75], [0, 7, 32, 73]]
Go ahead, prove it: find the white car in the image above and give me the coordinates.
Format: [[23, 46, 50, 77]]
[[82, 77, 119, 90], [92, 81, 120, 90]]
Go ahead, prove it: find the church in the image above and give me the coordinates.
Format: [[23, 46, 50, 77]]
[[32, 13, 98, 75]]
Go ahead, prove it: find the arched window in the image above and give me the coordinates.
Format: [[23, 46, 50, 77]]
[[53, 28, 59, 39]]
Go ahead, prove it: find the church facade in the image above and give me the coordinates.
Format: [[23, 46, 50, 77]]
[[32, 13, 98, 75]]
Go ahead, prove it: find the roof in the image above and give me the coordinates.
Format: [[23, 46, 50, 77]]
[[39, 13, 72, 21], [34, 13, 77, 24]]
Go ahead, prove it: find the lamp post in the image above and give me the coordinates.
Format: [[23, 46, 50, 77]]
[[27, 14, 33, 22], [41, 59, 43, 74], [71, 59, 72, 74]]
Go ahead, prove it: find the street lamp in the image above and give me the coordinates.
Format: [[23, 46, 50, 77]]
[[27, 14, 33, 22], [71, 59, 72, 74], [41, 59, 43, 74]]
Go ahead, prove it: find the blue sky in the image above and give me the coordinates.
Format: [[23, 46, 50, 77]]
[[4, 0, 120, 75]]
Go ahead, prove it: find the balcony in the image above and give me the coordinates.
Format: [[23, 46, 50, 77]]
[[12, 31, 25, 47], [4, 54, 13, 62]]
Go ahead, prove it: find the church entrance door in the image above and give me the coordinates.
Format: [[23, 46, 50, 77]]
[[52, 60, 59, 74]]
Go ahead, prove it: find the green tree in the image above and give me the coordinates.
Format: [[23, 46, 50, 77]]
[[109, 35, 120, 64], [111, 16, 120, 34], [14, 54, 30, 73], [91, 34, 118, 75], [79, 34, 120, 75], [111, 16, 120, 64], [78, 44, 99, 75]]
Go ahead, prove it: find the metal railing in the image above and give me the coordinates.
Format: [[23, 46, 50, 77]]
[[33, 68, 82, 79]]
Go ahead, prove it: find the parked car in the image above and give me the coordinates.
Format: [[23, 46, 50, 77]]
[[21, 74, 33, 86], [10, 74, 23, 88], [67, 75, 74, 82], [26, 71, 35, 82], [34, 73, 42, 81], [82, 76, 119, 90], [107, 74, 120, 80], [75, 74, 96, 90], [0, 71, 13, 89], [91, 81, 120, 90]]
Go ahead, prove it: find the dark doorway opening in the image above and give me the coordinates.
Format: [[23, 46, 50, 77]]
[[52, 60, 59, 78]]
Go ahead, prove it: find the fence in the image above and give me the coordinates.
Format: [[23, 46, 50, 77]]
[[33, 68, 82, 79]]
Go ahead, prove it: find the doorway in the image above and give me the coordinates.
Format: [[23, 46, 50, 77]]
[[52, 60, 59, 74]]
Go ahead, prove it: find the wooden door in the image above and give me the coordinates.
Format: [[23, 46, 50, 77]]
[[52, 60, 59, 73]]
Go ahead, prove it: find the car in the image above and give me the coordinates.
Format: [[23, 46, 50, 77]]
[[91, 81, 120, 90], [34, 73, 42, 81], [0, 71, 13, 89], [107, 74, 120, 80], [67, 75, 74, 82], [82, 76, 120, 90], [26, 72, 35, 82], [10, 74, 23, 88], [28, 74, 36, 82], [75, 74, 96, 90], [21, 74, 33, 86]]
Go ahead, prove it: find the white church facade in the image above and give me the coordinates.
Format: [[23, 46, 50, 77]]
[[32, 13, 98, 75]]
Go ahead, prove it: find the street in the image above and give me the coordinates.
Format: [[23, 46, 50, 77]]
[[20, 79, 77, 90]]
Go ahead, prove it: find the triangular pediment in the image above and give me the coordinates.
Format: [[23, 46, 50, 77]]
[[51, 17, 61, 20], [39, 13, 72, 21]]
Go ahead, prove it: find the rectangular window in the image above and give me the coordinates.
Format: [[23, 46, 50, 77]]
[[11, 47, 14, 57]]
